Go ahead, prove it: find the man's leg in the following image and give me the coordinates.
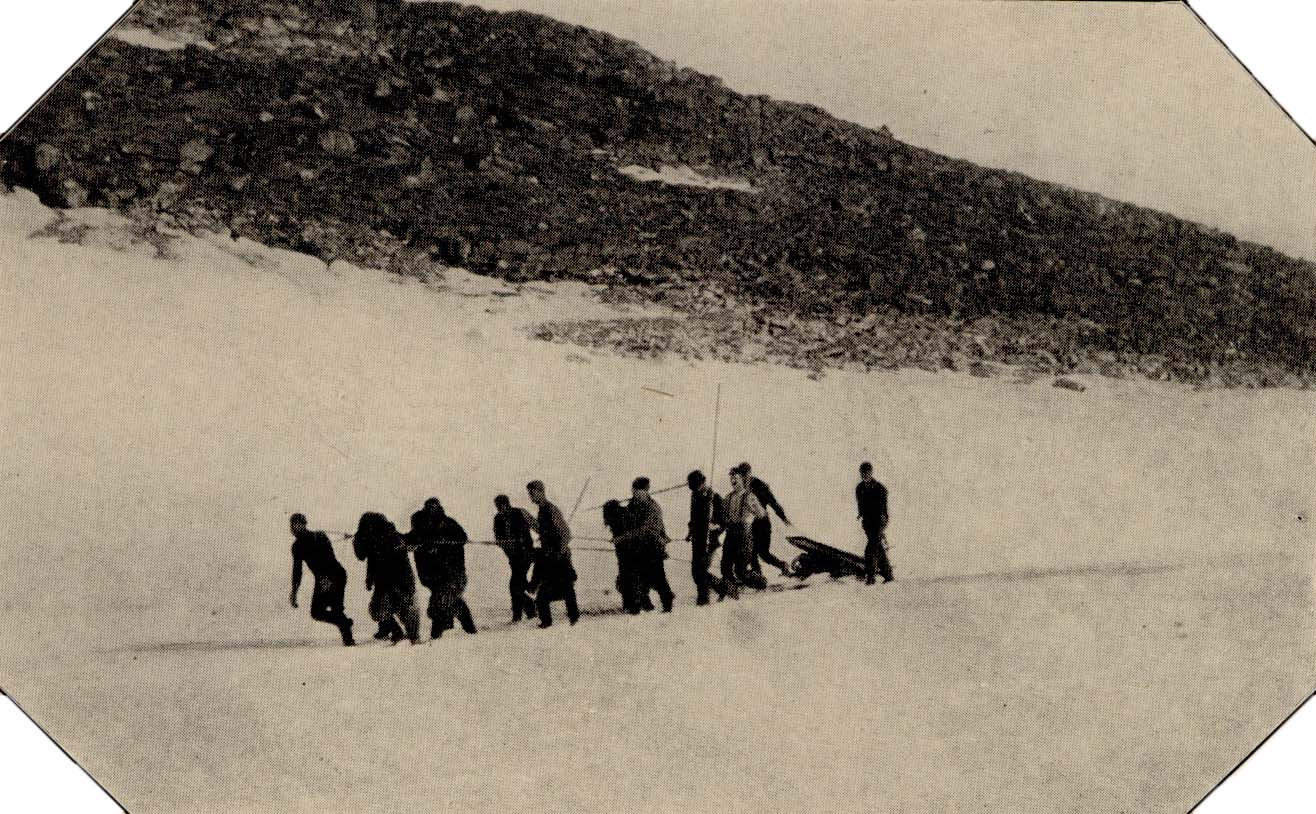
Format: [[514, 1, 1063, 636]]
[[315, 577, 354, 645], [692, 541, 711, 605], [754, 518, 789, 573], [514, 559, 538, 619], [632, 554, 655, 612], [740, 529, 767, 590], [537, 592, 553, 627], [863, 525, 879, 584], [369, 590, 394, 639], [400, 594, 421, 643], [508, 567, 523, 622], [457, 599, 477, 634], [720, 536, 739, 598], [310, 579, 338, 625], [427, 592, 442, 639], [617, 552, 638, 614], [873, 529, 894, 582], [564, 586, 580, 625], [649, 552, 675, 612]]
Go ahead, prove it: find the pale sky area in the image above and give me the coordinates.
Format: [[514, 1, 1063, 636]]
[[465, 0, 1316, 260]]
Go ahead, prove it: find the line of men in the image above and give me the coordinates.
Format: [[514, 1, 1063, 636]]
[[288, 462, 892, 646]]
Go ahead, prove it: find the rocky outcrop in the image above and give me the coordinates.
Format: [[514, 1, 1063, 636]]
[[3, 0, 1314, 388]]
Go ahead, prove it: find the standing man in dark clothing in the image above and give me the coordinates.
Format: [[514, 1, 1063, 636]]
[[289, 513, 355, 646], [527, 480, 579, 627], [352, 511, 421, 643], [604, 499, 649, 614], [616, 477, 675, 613], [856, 462, 894, 584], [686, 471, 730, 606], [736, 462, 793, 577], [408, 498, 477, 639], [493, 494, 538, 623]]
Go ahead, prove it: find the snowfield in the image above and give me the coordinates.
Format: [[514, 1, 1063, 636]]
[[1, 188, 1312, 813]]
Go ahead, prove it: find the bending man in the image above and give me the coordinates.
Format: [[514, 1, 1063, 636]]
[[409, 498, 477, 639], [289, 513, 355, 646]]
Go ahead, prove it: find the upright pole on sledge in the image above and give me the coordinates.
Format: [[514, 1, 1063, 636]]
[[711, 382, 722, 477], [567, 476, 592, 522]]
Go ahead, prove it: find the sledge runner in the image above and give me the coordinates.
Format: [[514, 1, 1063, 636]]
[[352, 511, 421, 643], [736, 462, 793, 577], [526, 480, 580, 627], [493, 495, 538, 623], [686, 470, 731, 605], [723, 468, 768, 591], [288, 513, 355, 646], [615, 477, 675, 613], [604, 499, 651, 614], [856, 462, 894, 584], [408, 498, 477, 639]]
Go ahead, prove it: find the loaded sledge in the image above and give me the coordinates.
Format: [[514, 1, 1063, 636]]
[[783, 533, 867, 579]]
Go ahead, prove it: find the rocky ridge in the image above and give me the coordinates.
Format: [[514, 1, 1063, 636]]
[[3, 0, 1314, 388]]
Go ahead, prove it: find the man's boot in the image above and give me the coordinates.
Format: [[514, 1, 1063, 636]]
[[566, 593, 580, 625], [458, 603, 477, 634], [338, 618, 355, 647]]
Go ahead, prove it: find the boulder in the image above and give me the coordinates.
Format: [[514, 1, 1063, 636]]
[[34, 143, 63, 173], [179, 138, 214, 165], [1053, 377, 1086, 393], [59, 179, 89, 208], [317, 129, 358, 157]]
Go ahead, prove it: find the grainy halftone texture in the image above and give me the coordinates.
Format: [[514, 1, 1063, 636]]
[[1, 2, 1313, 812]]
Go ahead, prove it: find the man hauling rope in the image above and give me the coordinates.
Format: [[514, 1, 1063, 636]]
[[288, 513, 355, 646], [723, 468, 768, 591], [527, 480, 580, 627], [353, 511, 421, 644], [686, 470, 731, 605], [604, 498, 652, 614], [736, 462, 793, 578], [493, 494, 539, 623], [408, 498, 477, 639], [613, 477, 675, 613]]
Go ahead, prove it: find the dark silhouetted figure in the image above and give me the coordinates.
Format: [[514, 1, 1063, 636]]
[[527, 481, 579, 627], [856, 462, 894, 584], [604, 499, 650, 614], [289, 513, 354, 646], [736, 462, 792, 577], [686, 471, 730, 605], [352, 511, 421, 643], [494, 494, 538, 623], [724, 468, 768, 591], [616, 477, 676, 612], [408, 498, 477, 639]]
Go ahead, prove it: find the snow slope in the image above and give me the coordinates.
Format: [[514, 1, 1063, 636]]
[[1, 188, 1313, 812]]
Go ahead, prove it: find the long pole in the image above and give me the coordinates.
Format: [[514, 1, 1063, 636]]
[[711, 382, 722, 476], [580, 480, 686, 515], [567, 476, 591, 522]]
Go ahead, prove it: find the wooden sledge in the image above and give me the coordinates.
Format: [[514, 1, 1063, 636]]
[[783, 533, 867, 579]]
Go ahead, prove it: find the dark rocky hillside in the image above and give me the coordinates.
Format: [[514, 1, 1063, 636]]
[[3, 0, 1315, 386]]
